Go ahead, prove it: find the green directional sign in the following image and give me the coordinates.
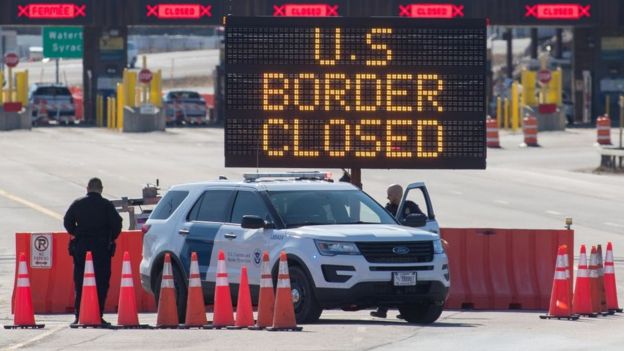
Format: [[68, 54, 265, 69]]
[[43, 27, 83, 59]]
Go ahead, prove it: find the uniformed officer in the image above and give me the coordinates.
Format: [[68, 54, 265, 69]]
[[371, 184, 424, 319], [64, 178, 122, 325]]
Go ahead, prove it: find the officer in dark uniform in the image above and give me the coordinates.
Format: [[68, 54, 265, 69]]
[[372, 184, 424, 319], [64, 178, 122, 325]]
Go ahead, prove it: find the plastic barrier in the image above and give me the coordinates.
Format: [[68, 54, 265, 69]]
[[68, 86, 83, 121], [440, 228, 573, 310], [12, 231, 156, 314], [201, 94, 214, 109]]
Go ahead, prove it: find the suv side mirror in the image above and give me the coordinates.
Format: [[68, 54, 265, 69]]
[[402, 213, 427, 228], [241, 215, 266, 229]]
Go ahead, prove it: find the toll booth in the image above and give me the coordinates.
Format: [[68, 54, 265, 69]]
[[1, 0, 623, 125]]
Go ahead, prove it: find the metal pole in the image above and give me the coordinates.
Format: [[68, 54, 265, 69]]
[[555, 29, 563, 59], [350, 168, 362, 189], [55, 58, 59, 84], [530, 28, 538, 59], [506, 28, 513, 79]]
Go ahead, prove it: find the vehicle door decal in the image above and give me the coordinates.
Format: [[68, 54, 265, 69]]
[[180, 222, 222, 280]]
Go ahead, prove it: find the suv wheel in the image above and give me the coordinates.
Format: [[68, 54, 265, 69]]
[[398, 302, 444, 324], [154, 262, 188, 323], [288, 265, 322, 324]]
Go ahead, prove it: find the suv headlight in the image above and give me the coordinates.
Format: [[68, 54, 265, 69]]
[[433, 239, 445, 254], [314, 240, 361, 256]]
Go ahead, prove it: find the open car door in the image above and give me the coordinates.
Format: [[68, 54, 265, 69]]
[[396, 182, 440, 234]]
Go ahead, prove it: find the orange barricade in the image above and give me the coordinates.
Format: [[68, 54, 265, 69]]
[[69, 86, 84, 121], [201, 94, 214, 109], [440, 228, 573, 310], [12, 231, 156, 314], [486, 117, 501, 148], [596, 115, 612, 145], [522, 115, 539, 147]]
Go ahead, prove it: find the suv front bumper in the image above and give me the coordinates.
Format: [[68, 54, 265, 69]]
[[315, 280, 448, 309]]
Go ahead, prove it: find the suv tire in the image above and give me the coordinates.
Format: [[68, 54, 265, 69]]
[[288, 265, 322, 324], [398, 302, 444, 324], [154, 262, 188, 323]]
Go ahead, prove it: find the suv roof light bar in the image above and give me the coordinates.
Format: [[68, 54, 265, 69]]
[[244, 171, 331, 182]]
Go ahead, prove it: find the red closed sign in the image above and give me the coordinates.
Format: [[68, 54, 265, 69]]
[[4, 52, 19, 68], [138, 68, 153, 84]]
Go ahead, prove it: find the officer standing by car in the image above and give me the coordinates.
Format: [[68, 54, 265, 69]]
[[64, 178, 122, 325], [371, 184, 424, 319]]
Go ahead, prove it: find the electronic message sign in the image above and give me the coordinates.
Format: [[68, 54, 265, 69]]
[[520, 1, 593, 25], [399, 3, 465, 18], [224, 17, 486, 169], [273, 3, 340, 17], [12, 0, 92, 25]]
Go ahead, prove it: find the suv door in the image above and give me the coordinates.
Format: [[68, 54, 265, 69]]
[[397, 183, 440, 234], [179, 189, 236, 283], [214, 190, 276, 287]]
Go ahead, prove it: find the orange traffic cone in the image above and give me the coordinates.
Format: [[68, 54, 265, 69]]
[[71, 251, 106, 328], [589, 246, 604, 316], [572, 245, 596, 317], [211, 250, 234, 328], [253, 251, 275, 329], [233, 265, 254, 329], [268, 251, 302, 331], [155, 253, 179, 328], [116, 251, 150, 329], [5, 253, 44, 329], [597, 245, 612, 315], [604, 242, 623, 313], [183, 252, 208, 328], [540, 245, 578, 320]]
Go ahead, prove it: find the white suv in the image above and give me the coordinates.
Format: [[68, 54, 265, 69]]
[[140, 172, 449, 324]]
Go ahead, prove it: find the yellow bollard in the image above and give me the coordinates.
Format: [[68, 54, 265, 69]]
[[116, 83, 125, 131], [7, 66, 13, 102], [150, 70, 162, 107], [511, 81, 520, 132], [96, 95, 103, 127], [106, 97, 111, 128], [503, 98, 510, 129], [112, 97, 117, 129], [15, 71, 29, 106], [124, 69, 137, 108], [496, 96, 502, 129]]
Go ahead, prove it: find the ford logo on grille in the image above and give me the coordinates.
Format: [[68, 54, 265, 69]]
[[392, 246, 410, 255]]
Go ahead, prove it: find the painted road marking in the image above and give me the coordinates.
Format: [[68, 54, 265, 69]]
[[3, 325, 65, 350], [546, 210, 562, 215], [494, 200, 510, 205], [605, 222, 624, 228], [0, 188, 63, 220]]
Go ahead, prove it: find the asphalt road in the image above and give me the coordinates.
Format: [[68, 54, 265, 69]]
[[0, 127, 623, 350]]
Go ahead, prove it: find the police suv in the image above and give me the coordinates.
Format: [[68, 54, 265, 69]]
[[140, 172, 449, 324]]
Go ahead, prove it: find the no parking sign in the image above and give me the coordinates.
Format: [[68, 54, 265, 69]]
[[31, 233, 53, 268]]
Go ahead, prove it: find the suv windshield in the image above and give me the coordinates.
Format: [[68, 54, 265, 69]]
[[34, 87, 71, 96], [267, 190, 397, 228], [168, 91, 200, 100]]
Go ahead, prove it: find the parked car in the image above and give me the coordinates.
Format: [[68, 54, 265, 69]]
[[29, 83, 76, 125], [140, 172, 449, 324], [163, 90, 208, 125]]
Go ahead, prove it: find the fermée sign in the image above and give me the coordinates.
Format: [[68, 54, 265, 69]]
[[13, 0, 91, 24], [224, 17, 486, 169]]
